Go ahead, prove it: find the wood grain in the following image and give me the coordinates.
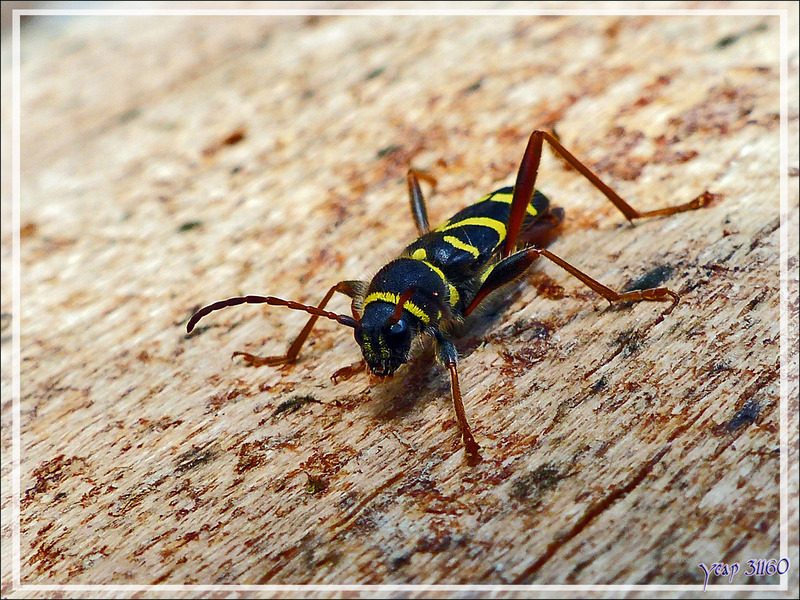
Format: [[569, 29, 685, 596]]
[[2, 4, 797, 598]]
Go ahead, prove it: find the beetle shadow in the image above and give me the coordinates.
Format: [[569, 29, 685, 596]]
[[365, 289, 527, 424], [363, 270, 561, 429], [367, 345, 447, 425], [451, 283, 532, 358]]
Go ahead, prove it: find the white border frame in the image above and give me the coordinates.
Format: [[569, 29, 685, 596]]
[[9, 4, 791, 595]]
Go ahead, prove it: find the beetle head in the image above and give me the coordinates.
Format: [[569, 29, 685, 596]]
[[355, 302, 418, 377]]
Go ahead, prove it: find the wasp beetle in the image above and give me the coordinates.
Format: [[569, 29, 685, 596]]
[[186, 130, 711, 459]]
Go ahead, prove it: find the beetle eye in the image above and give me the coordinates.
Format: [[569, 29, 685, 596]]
[[386, 319, 407, 337]]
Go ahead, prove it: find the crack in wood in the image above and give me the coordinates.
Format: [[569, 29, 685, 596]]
[[330, 471, 406, 538], [510, 444, 671, 583]]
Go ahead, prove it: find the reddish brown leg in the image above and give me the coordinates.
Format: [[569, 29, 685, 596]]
[[233, 280, 364, 367], [435, 331, 480, 460], [446, 361, 481, 460], [533, 247, 679, 310], [517, 206, 565, 248], [331, 359, 367, 383], [503, 130, 712, 258], [466, 246, 679, 317], [407, 169, 438, 236]]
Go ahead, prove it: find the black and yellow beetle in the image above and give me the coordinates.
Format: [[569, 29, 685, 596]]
[[186, 130, 710, 458]]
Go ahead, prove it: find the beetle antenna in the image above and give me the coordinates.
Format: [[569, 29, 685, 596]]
[[186, 295, 359, 333], [385, 287, 417, 327]]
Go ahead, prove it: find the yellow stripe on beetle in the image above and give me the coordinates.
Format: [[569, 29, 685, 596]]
[[486, 191, 540, 217], [448, 284, 460, 307], [479, 263, 496, 284], [443, 235, 480, 258], [363, 291, 432, 324], [440, 217, 507, 238], [418, 259, 460, 308]]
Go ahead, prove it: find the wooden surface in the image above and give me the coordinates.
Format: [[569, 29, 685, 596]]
[[2, 3, 798, 597]]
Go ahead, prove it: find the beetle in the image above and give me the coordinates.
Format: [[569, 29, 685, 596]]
[[186, 129, 710, 458]]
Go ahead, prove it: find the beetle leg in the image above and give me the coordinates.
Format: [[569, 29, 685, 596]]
[[331, 359, 367, 383], [465, 247, 679, 316], [407, 169, 437, 236], [516, 206, 565, 248], [435, 331, 480, 460], [504, 129, 712, 258], [232, 280, 366, 367]]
